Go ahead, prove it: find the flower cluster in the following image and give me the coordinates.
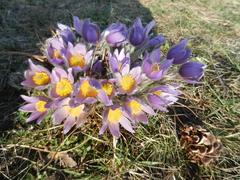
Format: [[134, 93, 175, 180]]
[[20, 17, 205, 138]]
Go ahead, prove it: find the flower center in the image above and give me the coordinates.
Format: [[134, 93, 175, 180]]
[[69, 54, 85, 68], [153, 90, 162, 96], [120, 75, 136, 93], [128, 100, 141, 115], [55, 79, 73, 97], [52, 50, 62, 59], [79, 80, 98, 98], [102, 82, 113, 96], [151, 63, 160, 72], [32, 72, 50, 86], [108, 108, 122, 123], [64, 104, 85, 117], [35, 101, 47, 112]]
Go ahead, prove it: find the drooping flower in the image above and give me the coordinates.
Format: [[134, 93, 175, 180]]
[[57, 23, 75, 43], [103, 23, 127, 47], [49, 67, 74, 99], [179, 61, 205, 83], [147, 84, 180, 112], [52, 98, 87, 134], [65, 43, 93, 71], [125, 98, 155, 124], [21, 59, 51, 90], [73, 78, 112, 106], [167, 39, 191, 64], [128, 17, 155, 46], [142, 48, 173, 81], [109, 48, 130, 73], [99, 105, 134, 138], [73, 16, 100, 44], [46, 37, 66, 65], [147, 34, 165, 48], [19, 95, 50, 124], [115, 66, 142, 95]]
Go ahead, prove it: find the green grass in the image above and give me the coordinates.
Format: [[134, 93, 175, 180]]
[[0, 0, 240, 179]]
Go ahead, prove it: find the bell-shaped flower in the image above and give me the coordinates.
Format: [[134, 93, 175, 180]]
[[147, 85, 180, 112], [109, 48, 130, 73], [103, 23, 127, 47], [99, 105, 134, 138], [167, 39, 191, 64], [19, 95, 50, 124], [52, 98, 87, 134], [179, 61, 205, 83], [65, 43, 93, 72], [142, 48, 173, 81], [72, 78, 112, 106], [57, 23, 74, 43], [129, 17, 155, 46], [73, 16, 100, 44], [49, 67, 74, 99], [125, 98, 155, 124], [46, 37, 66, 65], [21, 59, 51, 90], [115, 66, 142, 95]]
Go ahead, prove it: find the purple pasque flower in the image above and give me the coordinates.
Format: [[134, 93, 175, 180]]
[[142, 48, 173, 81], [99, 105, 134, 138], [125, 98, 155, 124], [129, 17, 155, 46], [73, 16, 100, 44], [115, 66, 142, 95], [57, 23, 74, 43], [147, 34, 165, 48], [19, 95, 50, 124], [72, 78, 112, 106], [167, 39, 192, 64], [65, 43, 93, 72], [109, 48, 130, 73], [21, 59, 51, 90], [103, 23, 127, 47], [52, 97, 87, 134], [49, 67, 74, 99], [179, 61, 205, 83], [147, 84, 180, 112], [46, 37, 66, 65]]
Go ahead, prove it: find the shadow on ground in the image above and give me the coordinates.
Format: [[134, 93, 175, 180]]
[[0, 0, 153, 131]]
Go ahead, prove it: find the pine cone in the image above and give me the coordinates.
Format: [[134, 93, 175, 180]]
[[179, 125, 222, 165]]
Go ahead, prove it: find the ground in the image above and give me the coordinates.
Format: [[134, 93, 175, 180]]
[[0, 0, 239, 179]]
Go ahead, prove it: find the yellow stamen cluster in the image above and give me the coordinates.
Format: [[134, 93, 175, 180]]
[[102, 82, 114, 96], [32, 72, 50, 86], [120, 75, 135, 93], [52, 50, 62, 59], [128, 100, 141, 115], [64, 104, 85, 117], [153, 90, 162, 96], [151, 63, 160, 72], [55, 79, 73, 97], [35, 101, 47, 112], [79, 80, 98, 98], [107, 108, 122, 123], [69, 54, 85, 68]]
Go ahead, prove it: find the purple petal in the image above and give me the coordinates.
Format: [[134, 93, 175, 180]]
[[108, 123, 120, 138], [119, 117, 134, 133], [179, 62, 205, 82], [26, 112, 42, 122], [63, 116, 75, 134], [19, 103, 36, 112]]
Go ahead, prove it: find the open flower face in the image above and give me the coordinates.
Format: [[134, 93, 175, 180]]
[[99, 105, 134, 138], [19, 95, 50, 124], [52, 98, 87, 134], [21, 59, 51, 90], [115, 66, 142, 95], [50, 67, 74, 99], [46, 37, 66, 65], [73, 78, 112, 106], [142, 48, 173, 81], [109, 49, 130, 73], [65, 43, 93, 72], [125, 98, 155, 124], [147, 85, 180, 112]]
